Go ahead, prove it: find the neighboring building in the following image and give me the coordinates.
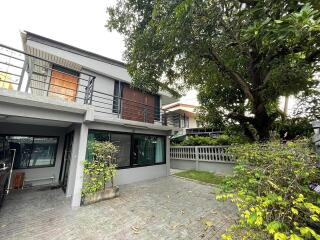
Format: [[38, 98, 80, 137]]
[[313, 121, 320, 153], [0, 31, 177, 207], [162, 103, 198, 129], [162, 102, 222, 141]]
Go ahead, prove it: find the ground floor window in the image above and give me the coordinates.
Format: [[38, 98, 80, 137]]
[[5, 135, 58, 169], [132, 135, 165, 166], [86, 130, 166, 168]]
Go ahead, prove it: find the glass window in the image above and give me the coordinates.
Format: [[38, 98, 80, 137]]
[[7, 136, 58, 169], [85, 130, 166, 168], [29, 137, 57, 167], [155, 137, 165, 163], [86, 130, 110, 162], [154, 95, 160, 121], [8, 136, 33, 169], [132, 135, 165, 166], [112, 81, 123, 114], [111, 133, 131, 168]]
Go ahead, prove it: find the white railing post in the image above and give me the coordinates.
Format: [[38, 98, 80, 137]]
[[170, 145, 234, 163], [195, 146, 199, 170]]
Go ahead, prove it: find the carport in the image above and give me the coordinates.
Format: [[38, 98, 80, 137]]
[[0, 89, 91, 207]]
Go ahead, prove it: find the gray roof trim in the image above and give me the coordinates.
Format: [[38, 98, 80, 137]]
[[82, 66, 130, 84], [24, 31, 126, 68]]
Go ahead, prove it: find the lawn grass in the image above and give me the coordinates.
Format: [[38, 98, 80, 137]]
[[174, 170, 226, 185]]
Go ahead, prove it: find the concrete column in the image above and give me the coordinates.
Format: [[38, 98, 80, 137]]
[[68, 123, 88, 208], [166, 136, 170, 176], [195, 146, 199, 170]]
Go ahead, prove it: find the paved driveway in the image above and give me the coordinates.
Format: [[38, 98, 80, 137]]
[[0, 176, 236, 240]]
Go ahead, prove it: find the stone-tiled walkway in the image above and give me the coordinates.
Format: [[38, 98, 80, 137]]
[[0, 176, 236, 240]]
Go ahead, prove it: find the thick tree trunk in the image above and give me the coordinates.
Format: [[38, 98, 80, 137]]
[[254, 121, 272, 141], [252, 102, 273, 141]]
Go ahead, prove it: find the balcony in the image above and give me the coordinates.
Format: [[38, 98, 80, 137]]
[[0, 44, 180, 127]]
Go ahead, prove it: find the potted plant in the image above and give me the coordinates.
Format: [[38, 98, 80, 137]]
[[81, 140, 119, 205]]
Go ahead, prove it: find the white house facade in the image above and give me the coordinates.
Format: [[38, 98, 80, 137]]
[[0, 31, 179, 207]]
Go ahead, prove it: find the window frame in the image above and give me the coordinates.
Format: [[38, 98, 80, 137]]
[[52, 64, 80, 77], [86, 129, 166, 169], [112, 80, 123, 114], [1, 134, 59, 169]]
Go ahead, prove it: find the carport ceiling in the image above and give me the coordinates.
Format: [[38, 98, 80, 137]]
[[0, 115, 72, 127]]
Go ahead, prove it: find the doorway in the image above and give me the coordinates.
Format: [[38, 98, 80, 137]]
[[59, 131, 74, 192]]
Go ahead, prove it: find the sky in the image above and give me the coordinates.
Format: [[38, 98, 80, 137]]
[[0, 0, 297, 112], [0, 0, 197, 104]]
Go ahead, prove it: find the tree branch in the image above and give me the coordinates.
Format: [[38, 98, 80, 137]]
[[228, 112, 255, 125], [266, 45, 303, 63], [237, 0, 258, 6], [253, 68, 272, 92], [203, 48, 255, 102]]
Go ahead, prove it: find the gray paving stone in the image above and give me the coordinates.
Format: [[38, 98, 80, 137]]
[[0, 176, 237, 240]]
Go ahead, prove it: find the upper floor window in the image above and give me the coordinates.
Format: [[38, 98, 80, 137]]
[[48, 65, 80, 102]]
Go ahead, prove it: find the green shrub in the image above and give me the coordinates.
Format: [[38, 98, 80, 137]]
[[218, 140, 320, 240], [179, 135, 250, 146], [180, 136, 217, 146], [274, 118, 314, 140], [82, 141, 118, 197], [215, 135, 231, 145]]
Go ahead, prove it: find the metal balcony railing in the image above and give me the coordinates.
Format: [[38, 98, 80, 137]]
[[0, 44, 95, 104], [0, 44, 181, 126]]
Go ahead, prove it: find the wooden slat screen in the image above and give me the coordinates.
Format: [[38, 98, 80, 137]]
[[121, 84, 155, 123], [49, 69, 78, 102]]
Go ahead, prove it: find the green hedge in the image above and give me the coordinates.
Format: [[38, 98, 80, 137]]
[[179, 135, 250, 146], [274, 118, 314, 140], [218, 140, 320, 239]]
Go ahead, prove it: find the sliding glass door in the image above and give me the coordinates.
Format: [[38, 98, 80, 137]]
[[85, 130, 166, 168]]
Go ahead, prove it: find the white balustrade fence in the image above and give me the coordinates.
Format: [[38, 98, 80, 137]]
[[170, 146, 235, 174], [170, 146, 234, 163]]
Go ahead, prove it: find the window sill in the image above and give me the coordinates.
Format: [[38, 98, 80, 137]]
[[14, 165, 56, 170], [117, 162, 166, 170]]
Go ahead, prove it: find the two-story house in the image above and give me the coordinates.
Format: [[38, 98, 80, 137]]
[[0, 31, 178, 207]]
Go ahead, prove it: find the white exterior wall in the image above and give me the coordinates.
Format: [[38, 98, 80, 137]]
[[83, 69, 116, 118], [171, 159, 234, 175], [26, 40, 131, 83], [115, 165, 168, 185], [188, 116, 198, 129]]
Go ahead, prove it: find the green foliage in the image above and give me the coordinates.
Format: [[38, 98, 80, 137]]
[[82, 141, 118, 197], [274, 118, 314, 140], [179, 135, 250, 146], [294, 84, 320, 121], [174, 170, 225, 185], [217, 140, 320, 239], [107, 0, 320, 140], [180, 136, 218, 146]]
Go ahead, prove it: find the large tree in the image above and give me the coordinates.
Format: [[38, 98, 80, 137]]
[[107, 0, 320, 140]]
